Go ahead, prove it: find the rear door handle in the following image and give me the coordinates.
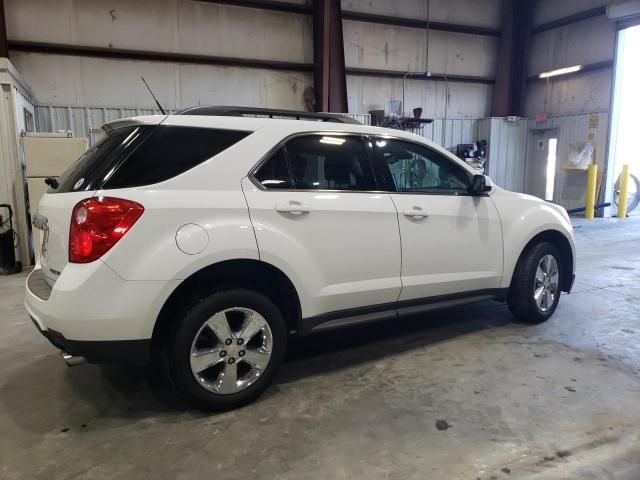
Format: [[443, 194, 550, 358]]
[[275, 201, 312, 215], [403, 207, 428, 219]]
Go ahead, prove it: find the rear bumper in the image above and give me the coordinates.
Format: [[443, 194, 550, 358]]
[[25, 263, 178, 364], [30, 315, 150, 365]]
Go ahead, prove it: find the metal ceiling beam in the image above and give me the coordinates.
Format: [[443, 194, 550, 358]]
[[532, 6, 607, 34], [7, 40, 315, 72], [193, 0, 501, 37], [7, 42, 494, 90], [313, 0, 348, 112], [492, 0, 532, 116], [341, 11, 501, 37], [193, 0, 311, 15], [346, 67, 494, 85], [0, 0, 8, 58]]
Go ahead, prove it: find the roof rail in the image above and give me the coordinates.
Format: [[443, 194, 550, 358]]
[[176, 106, 361, 124]]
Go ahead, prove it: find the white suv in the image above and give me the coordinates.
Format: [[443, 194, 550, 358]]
[[25, 107, 576, 410]]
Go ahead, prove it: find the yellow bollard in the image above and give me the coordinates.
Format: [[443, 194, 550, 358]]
[[617, 164, 630, 219], [584, 163, 597, 219]]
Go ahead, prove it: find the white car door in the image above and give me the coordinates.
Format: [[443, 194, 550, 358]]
[[371, 137, 503, 302], [242, 133, 402, 321]]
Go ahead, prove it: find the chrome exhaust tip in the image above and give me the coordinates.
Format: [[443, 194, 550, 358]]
[[61, 351, 87, 367]]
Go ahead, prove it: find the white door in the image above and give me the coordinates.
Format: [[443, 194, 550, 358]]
[[372, 137, 503, 301], [242, 133, 402, 319], [525, 129, 559, 200]]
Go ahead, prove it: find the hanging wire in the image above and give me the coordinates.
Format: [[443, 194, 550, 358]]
[[442, 74, 449, 147]]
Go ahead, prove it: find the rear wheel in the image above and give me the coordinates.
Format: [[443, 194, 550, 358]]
[[508, 242, 561, 323], [166, 289, 287, 410]]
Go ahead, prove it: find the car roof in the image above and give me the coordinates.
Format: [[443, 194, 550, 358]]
[[109, 114, 473, 175], [117, 113, 422, 138], [175, 105, 361, 124], [159, 114, 433, 142]]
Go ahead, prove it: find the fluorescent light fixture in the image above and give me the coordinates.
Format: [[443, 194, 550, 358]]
[[319, 136, 345, 145], [539, 65, 583, 79]]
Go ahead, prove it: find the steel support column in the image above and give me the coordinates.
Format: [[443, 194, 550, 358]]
[[492, 0, 532, 116], [0, 0, 8, 58], [313, 0, 348, 113]]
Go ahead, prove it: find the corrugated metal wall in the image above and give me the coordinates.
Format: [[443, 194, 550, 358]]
[[34, 105, 485, 149], [420, 118, 481, 149], [481, 117, 528, 193], [33, 106, 614, 211], [34, 105, 372, 146], [369, 118, 483, 148]]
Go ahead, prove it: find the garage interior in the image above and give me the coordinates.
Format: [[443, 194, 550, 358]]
[[1, 0, 640, 478]]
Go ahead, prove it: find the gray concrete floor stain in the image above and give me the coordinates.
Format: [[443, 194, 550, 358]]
[[1, 217, 639, 479]]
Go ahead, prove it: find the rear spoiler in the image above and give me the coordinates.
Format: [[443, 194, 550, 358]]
[[101, 116, 165, 134]]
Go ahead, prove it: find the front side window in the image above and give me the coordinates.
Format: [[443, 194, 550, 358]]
[[375, 139, 471, 194]]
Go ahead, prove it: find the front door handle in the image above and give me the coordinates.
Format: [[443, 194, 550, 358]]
[[275, 201, 312, 215], [403, 207, 428, 219]]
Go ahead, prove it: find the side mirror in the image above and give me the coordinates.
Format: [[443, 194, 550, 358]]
[[470, 174, 492, 195]]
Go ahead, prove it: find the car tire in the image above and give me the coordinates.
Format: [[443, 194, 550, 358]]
[[165, 289, 287, 410], [508, 241, 562, 324]]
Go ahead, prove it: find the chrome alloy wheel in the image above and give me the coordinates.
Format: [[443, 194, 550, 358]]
[[534, 254, 559, 312], [189, 307, 273, 395]]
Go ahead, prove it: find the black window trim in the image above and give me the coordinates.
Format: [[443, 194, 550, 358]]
[[248, 131, 387, 193], [369, 135, 481, 197], [249, 131, 485, 196]]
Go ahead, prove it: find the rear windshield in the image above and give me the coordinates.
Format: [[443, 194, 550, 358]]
[[50, 125, 251, 193]]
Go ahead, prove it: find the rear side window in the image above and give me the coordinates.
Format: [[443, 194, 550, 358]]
[[285, 135, 375, 191], [254, 134, 376, 191], [253, 148, 293, 189], [104, 126, 250, 189], [51, 125, 250, 193]]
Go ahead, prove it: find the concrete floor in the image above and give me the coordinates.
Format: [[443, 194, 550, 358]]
[[2, 218, 640, 480]]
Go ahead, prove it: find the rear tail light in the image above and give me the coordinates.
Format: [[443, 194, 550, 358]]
[[69, 197, 144, 263]]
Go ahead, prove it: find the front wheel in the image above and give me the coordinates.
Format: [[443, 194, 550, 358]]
[[166, 289, 287, 410], [508, 242, 562, 323]]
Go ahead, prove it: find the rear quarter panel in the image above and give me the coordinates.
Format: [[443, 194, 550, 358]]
[[99, 188, 259, 281]]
